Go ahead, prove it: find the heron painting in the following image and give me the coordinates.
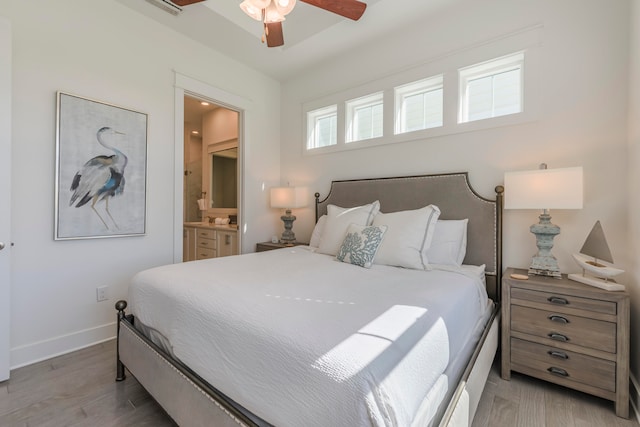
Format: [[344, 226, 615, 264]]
[[55, 92, 147, 240], [69, 127, 127, 230]]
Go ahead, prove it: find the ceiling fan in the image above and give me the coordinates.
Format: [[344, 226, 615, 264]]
[[172, 0, 367, 47]]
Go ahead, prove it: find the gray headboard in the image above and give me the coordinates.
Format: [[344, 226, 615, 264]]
[[315, 172, 504, 301]]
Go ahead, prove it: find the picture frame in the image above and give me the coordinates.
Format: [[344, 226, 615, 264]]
[[54, 92, 148, 240]]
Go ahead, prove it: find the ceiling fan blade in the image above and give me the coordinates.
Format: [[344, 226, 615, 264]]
[[265, 22, 284, 47], [300, 0, 367, 21], [171, 0, 206, 6]]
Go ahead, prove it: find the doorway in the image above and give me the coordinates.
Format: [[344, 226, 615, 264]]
[[182, 94, 240, 248], [174, 73, 248, 263]]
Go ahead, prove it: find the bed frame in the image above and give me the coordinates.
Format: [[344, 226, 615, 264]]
[[115, 171, 503, 427]]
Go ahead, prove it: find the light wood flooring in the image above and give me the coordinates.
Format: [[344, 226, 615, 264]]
[[472, 361, 639, 427], [1, 340, 638, 426], [0, 340, 175, 426]]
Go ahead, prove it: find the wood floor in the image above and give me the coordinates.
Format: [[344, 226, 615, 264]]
[[0, 339, 637, 426], [0, 340, 175, 427], [473, 361, 639, 427]]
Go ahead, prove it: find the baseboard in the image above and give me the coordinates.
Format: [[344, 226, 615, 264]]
[[10, 322, 116, 370], [630, 373, 640, 423]]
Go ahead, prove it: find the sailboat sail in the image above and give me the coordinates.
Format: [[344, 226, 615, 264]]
[[569, 220, 625, 291], [579, 220, 614, 263]]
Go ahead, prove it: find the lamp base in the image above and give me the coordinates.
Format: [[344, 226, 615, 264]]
[[528, 266, 561, 278], [279, 209, 297, 244], [528, 212, 561, 278]]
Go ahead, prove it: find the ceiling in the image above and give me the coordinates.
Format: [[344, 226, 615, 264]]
[[184, 95, 219, 137], [116, 0, 461, 82]]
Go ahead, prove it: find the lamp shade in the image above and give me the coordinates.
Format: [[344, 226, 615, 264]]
[[270, 187, 307, 209], [504, 166, 583, 210]]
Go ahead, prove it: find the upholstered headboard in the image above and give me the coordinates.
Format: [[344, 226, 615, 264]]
[[315, 172, 504, 301]]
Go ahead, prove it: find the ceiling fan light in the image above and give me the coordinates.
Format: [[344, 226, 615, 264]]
[[275, 0, 296, 16], [239, 0, 263, 21], [263, 2, 285, 23]]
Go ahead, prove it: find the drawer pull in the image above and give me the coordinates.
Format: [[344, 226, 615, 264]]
[[548, 350, 569, 360], [548, 296, 569, 305], [548, 314, 569, 324], [548, 333, 569, 342], [547, 367, 569, 377], [201, 242, 208, 246]]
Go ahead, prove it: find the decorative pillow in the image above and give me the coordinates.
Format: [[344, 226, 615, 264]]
[[317, 201, 381, 256], [336, 224, 387, 268], [372, 204, 440, 270], [309, 215, 327, 248], [425, 219, 468, 266]]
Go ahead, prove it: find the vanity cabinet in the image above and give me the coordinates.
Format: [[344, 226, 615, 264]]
[[183, 224, 238, 262], [196, 227, 217, 260], [216, 230, 238, 258]]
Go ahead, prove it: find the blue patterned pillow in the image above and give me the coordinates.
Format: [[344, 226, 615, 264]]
[[336, 224, 387, 268]]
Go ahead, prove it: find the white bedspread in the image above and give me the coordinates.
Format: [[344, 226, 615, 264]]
[[129, 246, 489, 427]]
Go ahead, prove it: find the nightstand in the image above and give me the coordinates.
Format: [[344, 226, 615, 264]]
[[255, 241, 308, 252], [501, 267, 630, 418]]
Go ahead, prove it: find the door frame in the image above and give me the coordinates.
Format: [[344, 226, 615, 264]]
[[173, 73, 250, 262], [0, 16, 12, 381]]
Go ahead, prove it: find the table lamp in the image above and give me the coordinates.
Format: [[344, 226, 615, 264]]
[[504, 164, 583, 277], [270, 186, 307, 244]]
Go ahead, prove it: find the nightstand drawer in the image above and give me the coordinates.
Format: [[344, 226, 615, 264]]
[[512, 288, 616, 315], [511, 338, 616, 392], [511, 305, 616, 353], [196, 228, 216, 240]]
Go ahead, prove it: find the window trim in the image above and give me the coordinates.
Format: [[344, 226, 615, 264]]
[[345, 92, 384, 143], [458, 51, 524, 124], [394, 74, 444, 135], [301, 24, 542, 156], [306, 104, 337, 150]]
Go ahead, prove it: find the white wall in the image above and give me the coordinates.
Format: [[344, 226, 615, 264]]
[[628, 0, 640, 394], [281, 0, 629, 278], [4, 0, 280, 368]]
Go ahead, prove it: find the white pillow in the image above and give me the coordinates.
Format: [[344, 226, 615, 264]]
[[309, 215, 327, 248], [425, 219, 468, 267], [317, 201, 380, 256], [336, 224, 387, 268], [372, 204, 440, 270]]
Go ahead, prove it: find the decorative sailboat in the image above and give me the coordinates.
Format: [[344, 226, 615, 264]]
[[568, 221, 625, 291]]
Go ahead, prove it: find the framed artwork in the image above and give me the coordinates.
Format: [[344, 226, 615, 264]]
[[55, 92, 148, 240]]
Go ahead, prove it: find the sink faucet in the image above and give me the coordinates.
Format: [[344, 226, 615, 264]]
[[207, 216, 215, 224]]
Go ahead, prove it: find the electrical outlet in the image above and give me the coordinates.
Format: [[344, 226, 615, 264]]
[[96, 286, 108, 302]]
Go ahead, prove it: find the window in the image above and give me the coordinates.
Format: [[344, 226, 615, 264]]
[[307, 105, 337, 149], [459, 52, 524, 123], [345, 93, 383, 143], [395, 75, 443, 134]]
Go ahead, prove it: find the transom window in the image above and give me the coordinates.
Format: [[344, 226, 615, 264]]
[[345, 93, 383, 143], [304, 48, 531, 154], [459, 52, 524, 123], [307, 105, 337, 149], [395, 75, 443, 134]]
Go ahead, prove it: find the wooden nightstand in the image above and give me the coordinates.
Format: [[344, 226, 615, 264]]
[[501, 267, 630, 418], [255, 241, 308, 252]]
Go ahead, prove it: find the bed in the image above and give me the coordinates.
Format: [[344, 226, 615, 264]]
[[115, 172, 504, 427]]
